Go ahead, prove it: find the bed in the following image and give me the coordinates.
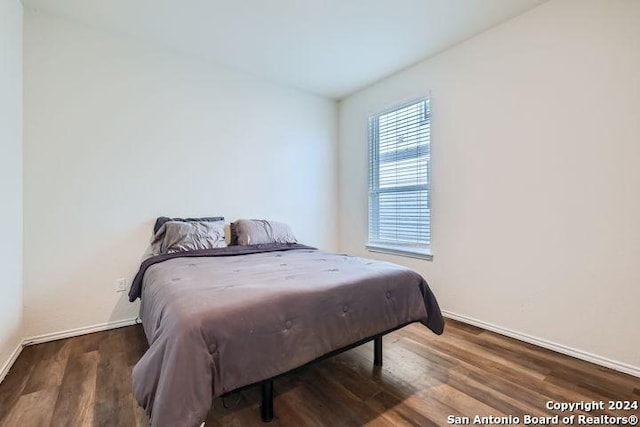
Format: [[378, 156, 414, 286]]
[[128, 219, 444, 427]]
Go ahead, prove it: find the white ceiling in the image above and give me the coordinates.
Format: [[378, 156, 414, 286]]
[[22, 0, 547, 99]]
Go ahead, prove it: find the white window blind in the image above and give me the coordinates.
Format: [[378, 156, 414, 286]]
[[368, 97, 431, 257]]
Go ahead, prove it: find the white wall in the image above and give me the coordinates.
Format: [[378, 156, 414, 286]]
[[339, 0, 640, 371], [23, 11, 338, 338], [0, 0, 23, 375]]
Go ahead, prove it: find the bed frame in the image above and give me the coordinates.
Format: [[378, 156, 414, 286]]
[[225, 321, 413, 423], [259, 335, 383, 422]]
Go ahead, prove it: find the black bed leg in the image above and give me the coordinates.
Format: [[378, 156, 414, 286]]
[[374, 335, 383, 367], [260, 379, 274, 422]]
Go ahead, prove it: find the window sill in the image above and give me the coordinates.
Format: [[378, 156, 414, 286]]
[[366, 244, 433, 261]]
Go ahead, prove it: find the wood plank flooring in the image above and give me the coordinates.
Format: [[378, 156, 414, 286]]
[[0, 320, 638, 426]]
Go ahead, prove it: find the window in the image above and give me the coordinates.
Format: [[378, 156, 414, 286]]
[[367, 96, 431, 259]]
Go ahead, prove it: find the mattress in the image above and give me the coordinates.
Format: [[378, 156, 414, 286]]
[[129, 243, 444, 427]]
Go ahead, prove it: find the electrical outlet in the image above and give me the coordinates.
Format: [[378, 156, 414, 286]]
[[115, 278, 127, 292]]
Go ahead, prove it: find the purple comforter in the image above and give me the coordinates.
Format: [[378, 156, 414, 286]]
[[130, 244, 444, 427]]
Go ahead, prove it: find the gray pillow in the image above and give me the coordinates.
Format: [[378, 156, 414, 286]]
[[153, 216, 224, 234], [231, 219, 297, 245], [161, 220, 227, 253]]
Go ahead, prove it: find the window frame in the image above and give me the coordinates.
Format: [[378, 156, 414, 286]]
[[366, 96, 433, 261]]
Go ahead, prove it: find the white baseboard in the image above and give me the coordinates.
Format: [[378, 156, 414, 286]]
[[0, 342, 24, 384], [22, 317, 139, 346], [442, 310, 640, 378], [1, 318, 140, 385]]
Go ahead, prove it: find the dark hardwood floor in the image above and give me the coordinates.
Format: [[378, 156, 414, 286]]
[[0, 320, 638, 426]]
